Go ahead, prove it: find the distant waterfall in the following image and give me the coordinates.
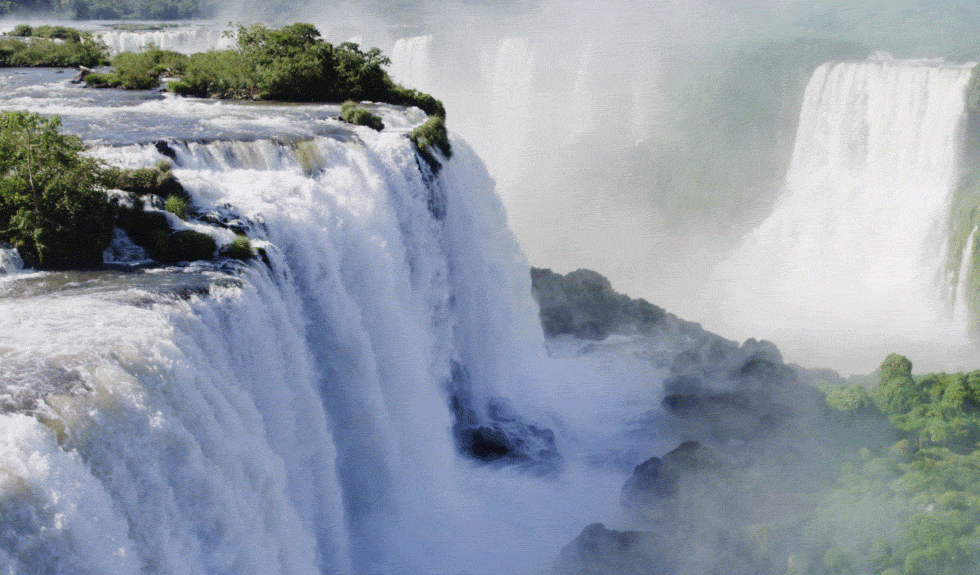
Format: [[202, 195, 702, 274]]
[[708, 59, 976, 372], [389, 35, 433, 92], [97, 27, 233, 55], [955, 225, 979, 321], [486, 38, 536, 183]]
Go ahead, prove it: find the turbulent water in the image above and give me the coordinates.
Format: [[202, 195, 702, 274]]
[[706, 57, 978, 373], [0, 67, 679, 575]]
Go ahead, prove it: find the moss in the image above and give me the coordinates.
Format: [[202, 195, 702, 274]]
[[116, 205, 171, 260], [220, 234, 254, 260], [409, 116, 452, 173], [106, 163, 188, 202], [164, 195, 189, 219], [162, 230, 215, 263], [340, 101, 384, 131]]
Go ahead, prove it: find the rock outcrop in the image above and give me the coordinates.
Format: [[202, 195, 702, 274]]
[[530, 267, 667, 339]]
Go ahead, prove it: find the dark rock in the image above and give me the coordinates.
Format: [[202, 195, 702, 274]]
[[197, 203, 253, 235], [530, 267, 667, 339], [448, 361, 561, 471], [71, 65, 93, 84], [553, 523, 668, 575], [155, 140, 177, 161], [622, 441, 720, 502]]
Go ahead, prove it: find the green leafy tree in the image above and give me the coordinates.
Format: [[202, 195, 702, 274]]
[[0, 111, 112, 269]]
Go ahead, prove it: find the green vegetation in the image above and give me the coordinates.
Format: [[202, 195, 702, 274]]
[[0, 0, 212, 19], [109, 23, 179, 32], [220, 234, 254, 261], [164, 194, 188, 219], [340, 101, 384, 131], [86, 47, 188, 90], [0, 111, 113, 269], [0, 26, 108, 67], [9, 25, 83, 42], [790, 354, 980, 574], [104, 160, 187, 201], [167, 23, 445, 116], [409, 116, 452, 173], [114, 199, 216, 263]]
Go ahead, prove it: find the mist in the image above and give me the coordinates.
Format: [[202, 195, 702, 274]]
[[210, 0, 980, 374]]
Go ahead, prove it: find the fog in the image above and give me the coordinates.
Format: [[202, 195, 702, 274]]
[[207, 0, 980, 374], [6, 0, 980, 371]]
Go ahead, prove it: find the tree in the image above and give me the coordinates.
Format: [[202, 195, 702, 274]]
[[0, 111, 112, 269]]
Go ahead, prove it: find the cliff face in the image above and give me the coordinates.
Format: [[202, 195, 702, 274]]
[[530, 267, 667, 340], [533, 268, 866, 575]]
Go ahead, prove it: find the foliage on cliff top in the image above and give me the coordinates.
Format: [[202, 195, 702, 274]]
[[340, 101, 385, 131], [167, 23, 445, 116], [409, 116, 452, 173], [0, 26, 108, 67], [86, 47, 188, 90], [0, 111, 112, 269], [800, 354, 980, 575]]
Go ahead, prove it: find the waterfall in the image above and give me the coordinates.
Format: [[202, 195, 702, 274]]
[[955, 224, 979, 322], [1, 118, 649, 573], [389, 35, 434, 92], [0, 246, 23, 275], [97, 27, 233, 55], [707, 59, 976, 372]]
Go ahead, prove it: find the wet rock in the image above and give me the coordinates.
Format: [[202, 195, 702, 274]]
[[553, 523, 668, 575]]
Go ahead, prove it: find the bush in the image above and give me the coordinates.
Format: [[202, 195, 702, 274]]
[[220, 234, 253, 260], [168, 49, 254, 99], [0, 28, 108, 68], [84, 72, 122, 88], [111, 48, 188, 90], [166, 22, 445, 116], [340, 101, 384, 131], [9, 24, 32, 37], [0, 111, 113, 269], [409, 116, 452, 173]]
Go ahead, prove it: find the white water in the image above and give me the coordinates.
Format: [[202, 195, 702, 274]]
[[0, 108, 673, 573], [388, 35, 433, 93], [955, 225, 979, 321], [705, 59, 977, 373], [0, 246, 24, 275], [97, 27, 234, 55]]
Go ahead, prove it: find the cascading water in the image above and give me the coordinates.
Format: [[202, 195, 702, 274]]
[[955, 225, 979, 322], [388, 35, 434, 93], [97, 27, 234, 55], [0, 70, 676, 574], [706, 58, 978, 373]]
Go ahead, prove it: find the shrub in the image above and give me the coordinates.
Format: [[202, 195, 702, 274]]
[[220, 234, 254, 260], [84, 72, 122, 88], [168, 49, 254, 99], [9, 24, 32, 37], [0, 29, 108, 68], [340, 101, 384, 131], [409, 116, 452, 173], [0, 111, 113, 269], [164, 195, 188, 219], [165, 22, 446, 116], [110, 48, 189, 90]]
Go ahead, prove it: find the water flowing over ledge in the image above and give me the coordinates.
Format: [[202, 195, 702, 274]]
[[706, 57, 978, 373]]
